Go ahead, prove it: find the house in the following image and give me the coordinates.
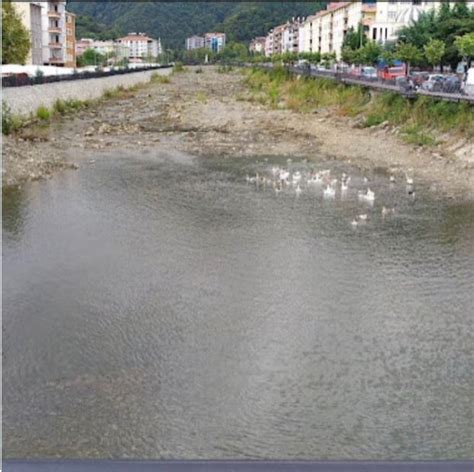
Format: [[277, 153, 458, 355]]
[[186, 36, 205, 50], [117, 33, 162, 63], [249, 37, 266, 54], [204, 33, 226, 53]]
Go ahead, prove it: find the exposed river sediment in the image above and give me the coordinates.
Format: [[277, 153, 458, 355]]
[[3, 67, 474, 197]]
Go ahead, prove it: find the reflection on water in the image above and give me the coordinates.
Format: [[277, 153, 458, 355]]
[[3, 149, 473, 460]]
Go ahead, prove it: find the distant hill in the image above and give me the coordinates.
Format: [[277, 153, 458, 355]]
[[69, 2, 327, 49]]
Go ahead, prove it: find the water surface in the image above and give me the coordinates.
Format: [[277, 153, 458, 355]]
[[3, 149, 473, 460]]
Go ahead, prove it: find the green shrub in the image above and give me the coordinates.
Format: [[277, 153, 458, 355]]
[[53, 99, 67, 115], [36, 105, 50, 121], [2, 101, 23, 135], [172, 62, 185, 73], [151, 73, 171, 84]]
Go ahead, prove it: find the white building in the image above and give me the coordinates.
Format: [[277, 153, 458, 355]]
[[186, 36, 205, 50], [371, 1, 474, 44], [204, 33, 226, 53], [14, 1, 70, 66], [41, 1, 67, 66], [14, 1, 44, 65], [118, 33, 162, 62]]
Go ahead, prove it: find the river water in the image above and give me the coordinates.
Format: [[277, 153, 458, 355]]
[[3, 149, 473, 460]]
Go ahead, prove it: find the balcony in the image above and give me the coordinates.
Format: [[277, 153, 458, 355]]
[[49, 42, 63, 49], [49, 27, 62, 34], [48, 10, 61, 19]]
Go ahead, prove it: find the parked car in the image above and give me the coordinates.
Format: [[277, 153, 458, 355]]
[[361, 66, 378, 80], [462, 67, 474, 96], [420, 74, 445, 92], [442, 75, 462, 93], [410, 71, 429, 88], [378, 64, 406, 81]]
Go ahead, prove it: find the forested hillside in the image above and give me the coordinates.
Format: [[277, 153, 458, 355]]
[[69, 1, 326, 48]]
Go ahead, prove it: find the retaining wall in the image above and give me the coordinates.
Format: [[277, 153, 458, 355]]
[[2, 68, 171, 116]]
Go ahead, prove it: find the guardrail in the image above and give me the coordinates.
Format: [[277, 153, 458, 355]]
[[258, 64, 474, 105], [2, 64, 172, 88]]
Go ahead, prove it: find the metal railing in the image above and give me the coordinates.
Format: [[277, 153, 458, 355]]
[[2, 64, 172, 88]]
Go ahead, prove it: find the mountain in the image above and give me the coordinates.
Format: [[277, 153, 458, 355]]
[[69, 2, 327, 49]]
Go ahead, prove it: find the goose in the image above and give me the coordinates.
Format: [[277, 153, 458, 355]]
[[292, 171, 302, 183], [341, 178, 350, 192], [295, 185, 302, 195], [351, 219, 359, 227], [323, 185, 336, 198], [389, 175, 396, 183], [365, 188, 375, 201], [405, 173, 414, 186], [359, 214, 368, 221]]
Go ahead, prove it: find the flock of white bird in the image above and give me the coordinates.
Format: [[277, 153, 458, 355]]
[[246, 159, 416, 228]]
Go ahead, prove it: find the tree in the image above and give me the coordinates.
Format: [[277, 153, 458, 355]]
[[455, 32, 474, 66], [424, 39, 446, 70], [77, 48, 107, 67], [395, 43, 422, 75], [360, 41, 383, 66], [342, 24, 368, 51], [2, 1, 30, 64]]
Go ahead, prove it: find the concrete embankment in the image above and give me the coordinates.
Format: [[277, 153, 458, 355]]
[[2, 68, 171, 116]]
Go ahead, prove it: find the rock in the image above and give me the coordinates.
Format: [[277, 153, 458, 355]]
[[85, 127, 94, 137]]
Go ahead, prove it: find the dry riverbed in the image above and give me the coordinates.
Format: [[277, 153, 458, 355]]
[[3, 66, 473, 198]]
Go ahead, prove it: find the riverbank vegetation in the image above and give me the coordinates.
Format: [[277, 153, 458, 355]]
[[244, 67, 473, 146], [2, 80, 151, 136]]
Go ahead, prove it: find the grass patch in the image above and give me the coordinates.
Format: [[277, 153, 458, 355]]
[[2, 101, 24, 135], [172, 62, 185, 73], [151, 73, 171, 84], [245, 67, 473, 142], [36, 105, 51, 121], [195, 91, 208, 103], [217, 65, 234, 74]]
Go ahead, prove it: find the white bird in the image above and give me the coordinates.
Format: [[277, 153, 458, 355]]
[[292, 171, 302, 183], [365, 188, 375, 201], [295, 184, 302, 195], [323, 185, 336, 198], [405, 173, 414, 186], [271, 166, 280, 176], [359, 214, 368, 221], [351, 219, 359, 227], [390, 175, 396, 183], [341, 178, 350, 192]]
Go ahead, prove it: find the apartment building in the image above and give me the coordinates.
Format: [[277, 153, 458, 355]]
[[14, 1, 43, 65], [272, 24, 286, 55], [76, 39, 130, 63], [249, 37, 266, 54], [204, 33, 226, 53], [42, 0, 67, 66], [371, 1, 474, 44], [117, 33, 162, 62], [282, 18, 305, 54], [65, 12, 76, 68], [265, 32, 274, 57], [186, 36, 205, 50]]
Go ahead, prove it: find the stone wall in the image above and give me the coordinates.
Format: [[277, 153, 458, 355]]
[[3, 68, 171, 116]]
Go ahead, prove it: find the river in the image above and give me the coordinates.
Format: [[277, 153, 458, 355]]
[[3, 148, 473, 460]]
